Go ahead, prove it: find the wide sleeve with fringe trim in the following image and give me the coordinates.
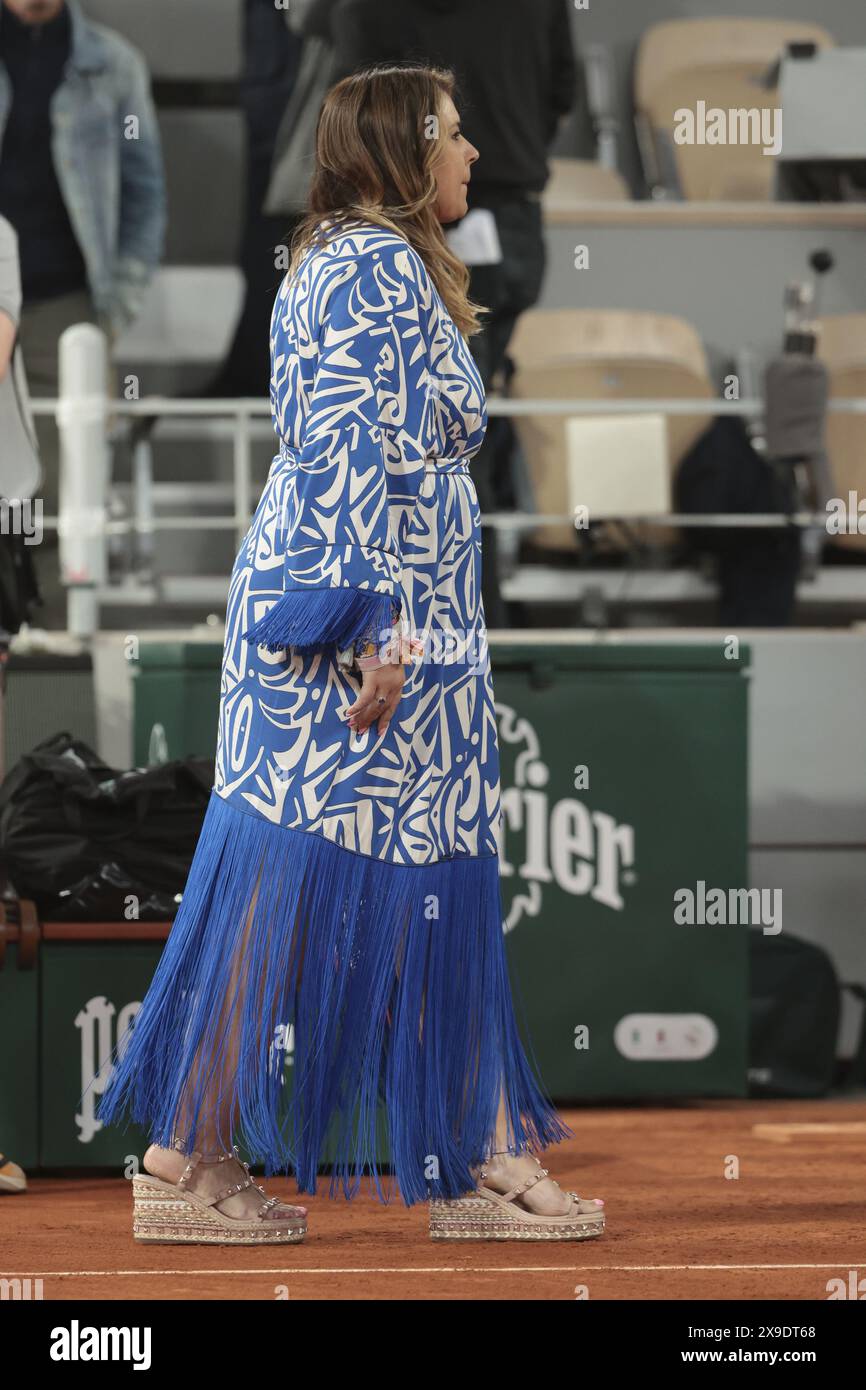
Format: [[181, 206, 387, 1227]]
[[242, 240, 435, 656]]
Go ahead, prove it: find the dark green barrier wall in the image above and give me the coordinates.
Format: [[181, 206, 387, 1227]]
[[0, 936, 39, 1168], [133, 642, 223, 765], [492, 641, 749, 1102], [41, 938, 161, 1167]]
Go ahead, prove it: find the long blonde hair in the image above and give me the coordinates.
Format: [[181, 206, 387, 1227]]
[[286, 64, 485, 339]]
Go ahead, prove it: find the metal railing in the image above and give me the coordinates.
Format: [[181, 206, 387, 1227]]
[[28, 322, 866, 634]]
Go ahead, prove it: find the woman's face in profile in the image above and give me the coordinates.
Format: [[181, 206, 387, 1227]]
[[432, 92, 479, 225]]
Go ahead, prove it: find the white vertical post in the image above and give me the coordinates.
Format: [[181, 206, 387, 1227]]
[[56, 323, 110, 636], [132, 433, 156, 576]]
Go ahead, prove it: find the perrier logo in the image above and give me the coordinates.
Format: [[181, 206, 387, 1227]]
[[495, 703, 636, 933]]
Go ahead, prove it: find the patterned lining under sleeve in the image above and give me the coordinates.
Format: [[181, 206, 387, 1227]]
[[242, 240, 434, 656]]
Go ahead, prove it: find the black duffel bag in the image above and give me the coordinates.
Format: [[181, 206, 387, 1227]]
[[0, 731, 213, 920], [749, 928, 866, 1097]]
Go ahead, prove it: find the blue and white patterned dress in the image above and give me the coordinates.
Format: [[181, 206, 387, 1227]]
[[97, 220, 567, 1203]]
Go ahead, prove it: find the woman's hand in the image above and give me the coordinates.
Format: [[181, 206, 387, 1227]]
[[344, 662, 405, 737]]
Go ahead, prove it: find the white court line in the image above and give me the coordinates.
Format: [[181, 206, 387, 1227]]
[[5, 1262, 865, 1278]]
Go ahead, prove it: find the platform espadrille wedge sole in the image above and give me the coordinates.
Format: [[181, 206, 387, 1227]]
[[132, 1174, 306, 1244], [429, 1189, 605, 1240], [131, 1144, 306, 1245], [429, 1157, 605, 1241]]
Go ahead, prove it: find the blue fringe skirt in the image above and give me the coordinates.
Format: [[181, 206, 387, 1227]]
[[95, 788, 569, 1204]]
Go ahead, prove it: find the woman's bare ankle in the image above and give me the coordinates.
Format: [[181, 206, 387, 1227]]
[[142, 1142, 189, 1181]]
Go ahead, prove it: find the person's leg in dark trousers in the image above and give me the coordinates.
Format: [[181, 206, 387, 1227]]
[[209, 2, 302, 395], [467, 197, 546, 629]]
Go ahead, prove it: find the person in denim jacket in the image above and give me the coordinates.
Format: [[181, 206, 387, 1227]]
[[0, 0, 166, 625], [0, 0, 166, 339]]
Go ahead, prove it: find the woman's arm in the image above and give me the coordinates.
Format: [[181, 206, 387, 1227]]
[[242, 238, 435, 657]]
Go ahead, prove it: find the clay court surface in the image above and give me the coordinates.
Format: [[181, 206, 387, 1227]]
[[5, 1099, 865, 1301]]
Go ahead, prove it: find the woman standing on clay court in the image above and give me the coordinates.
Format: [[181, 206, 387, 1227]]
[[95, 63, 606, 1244]]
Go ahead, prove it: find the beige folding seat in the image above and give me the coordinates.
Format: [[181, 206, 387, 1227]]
[[508, 309, 714, 551], [635, 18, 833, 201], [542, 158, 629, 215], [818, 314, 866, 552], [819, 314, 866, 366]]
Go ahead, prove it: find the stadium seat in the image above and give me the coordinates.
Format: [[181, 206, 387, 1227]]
[[542, 158, 630, 214], [818, 313, 866, 553], [635, 18, 834, 201], [508, 309, 713, 551]]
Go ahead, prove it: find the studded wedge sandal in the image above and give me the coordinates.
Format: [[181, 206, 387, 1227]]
[[132, 1142, 307, 1245], [429, 1151, 606, 1241]]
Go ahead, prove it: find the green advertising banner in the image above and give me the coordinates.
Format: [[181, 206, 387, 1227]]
[[493, 640, 750, 1102], [40, 940, 161, 1167]]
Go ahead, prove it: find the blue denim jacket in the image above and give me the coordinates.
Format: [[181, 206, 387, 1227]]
[[0, 0, 166, 333]]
